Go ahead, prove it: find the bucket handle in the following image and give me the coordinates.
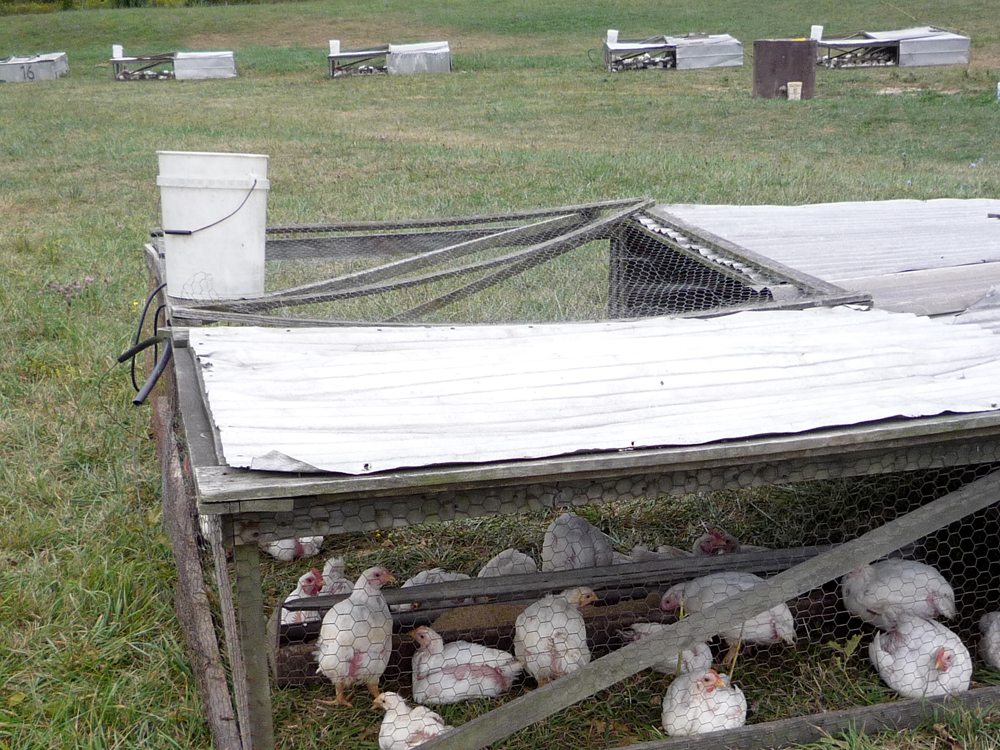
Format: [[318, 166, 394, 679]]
[[163, 178, 258, 236]]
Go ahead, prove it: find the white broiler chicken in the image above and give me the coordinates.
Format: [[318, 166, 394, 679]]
[[260, 536, 324, 561], [979, 612, 1000, 669], [661, 668, 747, 736], [660, 572, 796, 665], [410, 626, 523, 704], [319, 556, 354, 596], [617, 623, 713, 675], [374, 692, 453, 750], [280, 568, 324, 625], [514, 587, 597, 685], [541, 512, 615, 572], [392, 567, 472, 612], [869, 614, 972, 698], [841, 559, 956, 629], [477, 548, 537, 578], [315, 566, 395, 706]]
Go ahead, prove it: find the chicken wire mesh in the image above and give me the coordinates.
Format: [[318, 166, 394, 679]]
[[162, 198, 851, 328], [258, 462, 1000, 748], [169, 200, 991, 747]]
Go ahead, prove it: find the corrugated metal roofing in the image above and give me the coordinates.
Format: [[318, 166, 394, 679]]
[[189, 306, 1000, 475], [657, 199, 1000, 320]]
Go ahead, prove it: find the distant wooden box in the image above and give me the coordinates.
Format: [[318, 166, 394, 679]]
[[0, 52, 68, 83], [752, 39, 817, 99]]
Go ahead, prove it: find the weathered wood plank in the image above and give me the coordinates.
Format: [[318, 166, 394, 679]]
[[191, 410, 1000, 505], [835, 263, 1000, 316], [202, 514, 254, 750], [169, 307, 381, 327], [258, 198, 649, 235], [172, 345, 222, 472], [283, 545, 833, 613], [233, 544, 275, 750], [153, 398, 243, 750], [418, 469, 1000, 749], [612, 686, 1000, 750]]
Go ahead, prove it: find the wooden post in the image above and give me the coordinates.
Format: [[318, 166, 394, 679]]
[[153, 398, 243, 750], [752, 39, 817, 99], [234, 542, 276, 750]]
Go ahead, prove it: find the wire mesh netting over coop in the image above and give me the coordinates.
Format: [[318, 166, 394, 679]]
[[163, 198, 859, 328], [264, 464, 1000, 749]]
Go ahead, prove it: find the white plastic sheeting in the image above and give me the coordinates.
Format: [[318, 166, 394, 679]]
[[189, 307, 1000, 475]]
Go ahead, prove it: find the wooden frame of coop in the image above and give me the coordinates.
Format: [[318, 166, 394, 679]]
[[144, 201, 1000, 750]]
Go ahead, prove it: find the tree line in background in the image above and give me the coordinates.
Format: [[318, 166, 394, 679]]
[[1, 0, 273, 15]]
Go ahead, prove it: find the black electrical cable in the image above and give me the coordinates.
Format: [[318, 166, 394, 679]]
[[133, 340, 173, 406], [128, 282, 167, 392]]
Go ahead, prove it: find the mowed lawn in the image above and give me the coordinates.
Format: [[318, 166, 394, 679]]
[[1, 0, 999, 748]]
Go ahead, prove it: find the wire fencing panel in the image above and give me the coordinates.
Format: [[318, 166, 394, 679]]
[[264, 463, 1000, 748]]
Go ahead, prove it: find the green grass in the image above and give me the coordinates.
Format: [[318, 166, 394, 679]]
[[1, 0, 1000, 748]]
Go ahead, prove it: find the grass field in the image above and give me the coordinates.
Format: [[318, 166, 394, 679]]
[[1, 0, 999, 748]]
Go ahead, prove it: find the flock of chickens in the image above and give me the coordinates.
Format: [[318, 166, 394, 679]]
[[267, 512, 1000, 749]]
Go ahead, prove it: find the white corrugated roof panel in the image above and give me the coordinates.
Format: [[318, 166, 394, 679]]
[[661, 200, 1000, 280], [188, 307, 1000, 475], [659, 200, 1000, 315]]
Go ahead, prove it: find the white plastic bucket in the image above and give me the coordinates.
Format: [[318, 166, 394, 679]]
[[156, 151, 269, 300]]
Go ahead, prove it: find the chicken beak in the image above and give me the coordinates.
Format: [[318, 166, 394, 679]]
[[384, 573, 397, 585], [372, 693, 385, 709], [311, 569, 324, 589], [708, 670, 727, 691], [934, 648, 951, 672]]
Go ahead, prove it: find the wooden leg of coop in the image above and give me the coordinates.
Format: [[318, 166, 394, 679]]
[[234, 543, 276, 750], [208, 516, 253, 750], [153, 398, 242, 750]]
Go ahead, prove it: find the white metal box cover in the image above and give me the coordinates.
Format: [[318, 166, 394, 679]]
[[819, 27, 970, 67], [386, 42, 451, 74], [865, 27, 970, 67], [0, 52, 69, 83], [898, 35, 970, 67], [673, 35, 743, 69], [173, 51, 237, 80]]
